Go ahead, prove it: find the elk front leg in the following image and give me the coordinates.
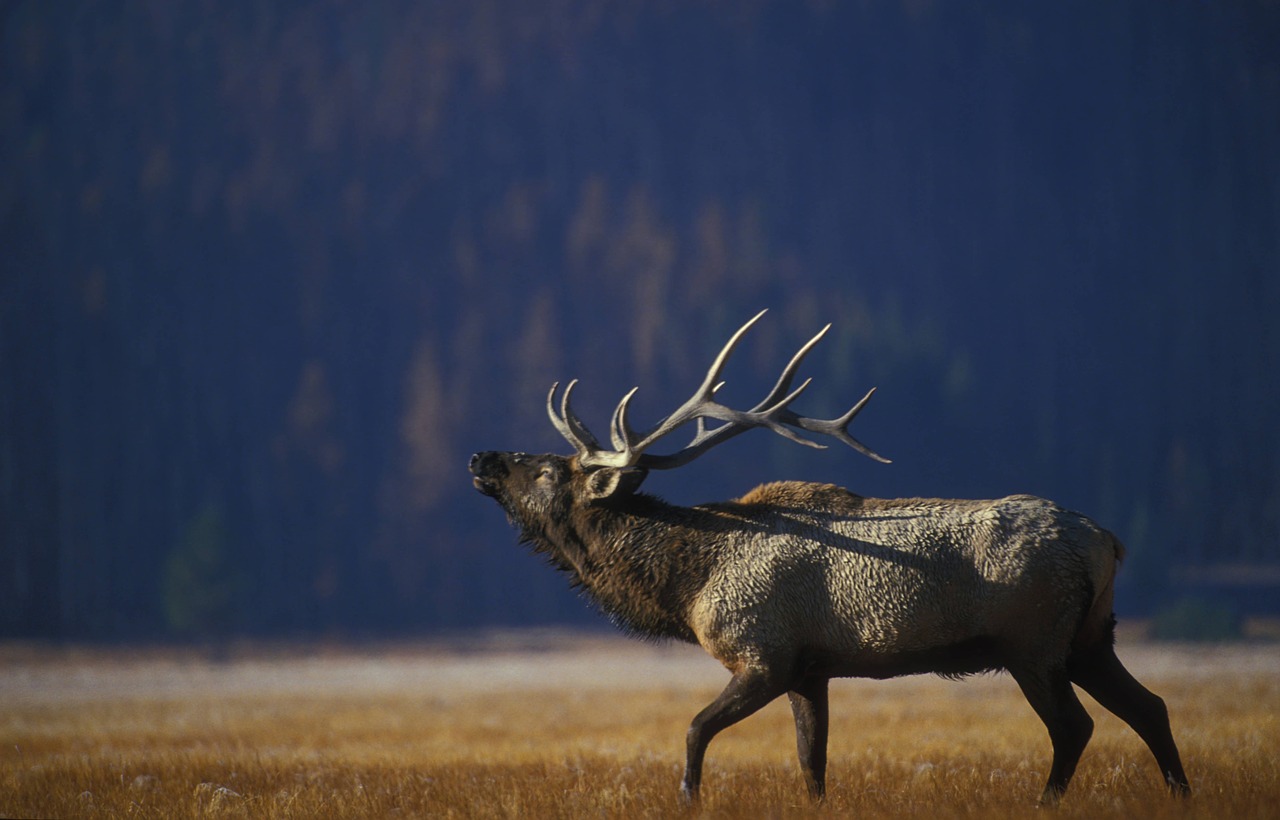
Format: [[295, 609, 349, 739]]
[[682, 670, 786, 802], [1010, 665, 1094, 805], [787, 676, 830, 799]]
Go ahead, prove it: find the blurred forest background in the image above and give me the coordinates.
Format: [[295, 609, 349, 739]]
[[3, 2, 1278, 642]]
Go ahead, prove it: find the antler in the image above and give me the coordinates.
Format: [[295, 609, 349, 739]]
[[546, 309, 890, 470]]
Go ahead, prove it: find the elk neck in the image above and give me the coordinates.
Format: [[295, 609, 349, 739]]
[[539, 491, 724, 643]]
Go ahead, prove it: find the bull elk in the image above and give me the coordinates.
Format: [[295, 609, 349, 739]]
[[469, 310, 1190, 804]]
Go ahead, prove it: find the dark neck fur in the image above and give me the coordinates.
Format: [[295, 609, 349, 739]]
[[521, 492, 719, 642]]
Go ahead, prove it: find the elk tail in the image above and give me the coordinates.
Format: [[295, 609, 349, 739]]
[[1072, 529, 1125, 652], [1109, 529, 1127, 564]]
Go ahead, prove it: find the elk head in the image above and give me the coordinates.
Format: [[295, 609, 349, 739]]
[[470, 309, 889, 530]]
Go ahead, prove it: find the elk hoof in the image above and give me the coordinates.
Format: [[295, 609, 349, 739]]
[[1037, 786, 1064, 808], [679, 781, 700, 806]]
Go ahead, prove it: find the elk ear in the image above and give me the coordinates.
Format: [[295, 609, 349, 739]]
[[585, 467, 649, 500]]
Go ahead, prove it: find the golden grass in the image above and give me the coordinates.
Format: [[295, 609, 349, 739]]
[[2, 636, 1278, 818]]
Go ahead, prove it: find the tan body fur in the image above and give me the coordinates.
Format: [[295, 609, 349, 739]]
[[686, 483, 1121, 679]]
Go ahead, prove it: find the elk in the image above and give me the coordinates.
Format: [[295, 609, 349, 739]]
[[469, 310, 1190, 804]]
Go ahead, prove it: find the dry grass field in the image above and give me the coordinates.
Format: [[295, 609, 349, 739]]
[[2, 631, 1278, 819]]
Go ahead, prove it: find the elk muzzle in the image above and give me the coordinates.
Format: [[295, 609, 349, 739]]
[[469, 451, 508, 497]]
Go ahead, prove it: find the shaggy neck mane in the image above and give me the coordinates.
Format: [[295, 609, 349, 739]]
[[520, 491, 718, 642]]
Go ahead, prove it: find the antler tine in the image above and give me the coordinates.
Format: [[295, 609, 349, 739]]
[[695, 309, 769, 399], [831, 387, 892, 462], [547, 382, 586, 456], [560, 380, 605, 452], [546, 380, 605, 458], [609, 387, 640, 451], [750, 323, 830, 412], [783, 387, 892, 463]]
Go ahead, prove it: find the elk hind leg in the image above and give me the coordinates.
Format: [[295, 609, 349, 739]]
[[682, 669, 786, 802], [787, 676, 830, 799], [1011, 665, 1094, 805], [1068, 642, 1190, 795]]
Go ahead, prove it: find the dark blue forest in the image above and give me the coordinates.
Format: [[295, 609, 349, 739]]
[[3, 2, 1278, 641]]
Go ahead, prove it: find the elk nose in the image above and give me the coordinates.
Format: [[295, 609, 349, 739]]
[[469, 451, 501, 475]]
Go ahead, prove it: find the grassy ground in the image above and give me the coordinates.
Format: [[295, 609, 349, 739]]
[[2, 634, 1277, 818]]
